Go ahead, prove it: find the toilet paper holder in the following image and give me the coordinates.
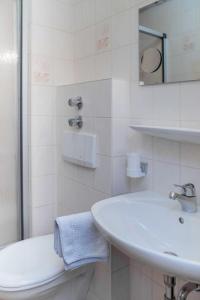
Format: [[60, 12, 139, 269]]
[[127, 153, 148, 178], [140, 162, 148, 176]]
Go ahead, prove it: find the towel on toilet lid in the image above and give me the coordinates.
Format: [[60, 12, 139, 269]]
[[54, 212, 109, 270]]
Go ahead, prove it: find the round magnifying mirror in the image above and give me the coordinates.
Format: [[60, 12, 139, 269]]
[[141, 48, 162, 74]]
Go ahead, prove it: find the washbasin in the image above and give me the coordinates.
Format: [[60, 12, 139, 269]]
[[91, 191, 200, 283]]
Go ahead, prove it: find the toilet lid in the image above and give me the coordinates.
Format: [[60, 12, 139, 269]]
[[0, 234, 65, 290]]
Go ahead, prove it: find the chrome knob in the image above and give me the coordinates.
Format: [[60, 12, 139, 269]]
[[68, 97, 83, 110], [68, 116, 83, 129]]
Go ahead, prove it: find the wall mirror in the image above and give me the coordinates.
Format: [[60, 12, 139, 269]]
[[139, 0, 200, 85]]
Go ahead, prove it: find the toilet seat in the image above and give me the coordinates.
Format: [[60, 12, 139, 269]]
[[0, 234, 65, 291], [0, 234, 94, 300]]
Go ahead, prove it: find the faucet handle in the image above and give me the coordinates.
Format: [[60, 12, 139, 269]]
[[174, 183, 196, 197]]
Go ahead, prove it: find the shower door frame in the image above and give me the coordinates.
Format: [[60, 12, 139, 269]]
[[139, 25, 167, 84], [16, 0, 24, 241], [18, 0, 30, 240], [0, 0, 29, 245]]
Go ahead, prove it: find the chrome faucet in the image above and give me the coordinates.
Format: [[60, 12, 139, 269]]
[[68, 116, 83, 129], [169, 183, 197, 213]]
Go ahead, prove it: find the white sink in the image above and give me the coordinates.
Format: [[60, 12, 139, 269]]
[[91, 191, 200, 283]]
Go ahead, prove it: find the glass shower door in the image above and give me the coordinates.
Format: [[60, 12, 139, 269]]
[[0, 0, 22, 247]]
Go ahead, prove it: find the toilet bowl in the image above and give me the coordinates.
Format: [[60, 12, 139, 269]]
[[0, 235, 94, 300]]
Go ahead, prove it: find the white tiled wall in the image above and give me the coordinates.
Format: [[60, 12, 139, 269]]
[[68, 0, 200, 300], [29, 0, 74, 236], [56, 78, 131, 300], [56, 79, 112, 210], [28, 0, 200, 300], [56, 79, 131, 216], [56, 80, 113, 300], [69, 0, 200, 214]]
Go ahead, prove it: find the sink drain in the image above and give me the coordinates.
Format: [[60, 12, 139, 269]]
[[163, 251, 178, 257]]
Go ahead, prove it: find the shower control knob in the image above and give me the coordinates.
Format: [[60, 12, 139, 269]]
[[68, 96, 83, 110], [68, 116, 83, 129]]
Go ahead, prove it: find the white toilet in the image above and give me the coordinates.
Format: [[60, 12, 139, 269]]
[[0, 235, 94, 300]]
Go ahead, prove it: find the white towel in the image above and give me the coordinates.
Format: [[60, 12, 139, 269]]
[[54, 212, 109, 270]]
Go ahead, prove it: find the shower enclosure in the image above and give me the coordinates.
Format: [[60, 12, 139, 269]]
[[0, 0, 22, 247]]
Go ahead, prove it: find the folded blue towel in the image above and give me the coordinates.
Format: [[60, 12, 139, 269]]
[[54, 212, 109, 270]]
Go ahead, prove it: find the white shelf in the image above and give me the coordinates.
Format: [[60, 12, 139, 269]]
[[130, 125, 200, 145]]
